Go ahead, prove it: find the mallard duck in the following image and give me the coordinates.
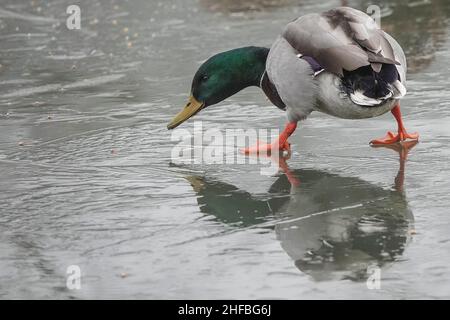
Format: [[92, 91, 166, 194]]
[[167, 7, 419, 153]]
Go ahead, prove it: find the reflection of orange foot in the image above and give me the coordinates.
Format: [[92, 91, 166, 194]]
[[240, 140, 291, 155], [244, 148, 300, 187], [277, 155, 300, 187], [371, 140, 418, 191], [371, 139, 418, 161], [370, 131, 419, 145]]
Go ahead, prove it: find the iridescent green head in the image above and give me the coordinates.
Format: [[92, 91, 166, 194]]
[[167, 46, 268, 129]]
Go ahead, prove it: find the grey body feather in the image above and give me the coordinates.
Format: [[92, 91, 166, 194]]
[[267, 37, 318, 121], [266, 7, 407, 121]]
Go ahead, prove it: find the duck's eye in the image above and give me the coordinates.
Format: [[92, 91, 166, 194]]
[[201, 75, 208, 81]]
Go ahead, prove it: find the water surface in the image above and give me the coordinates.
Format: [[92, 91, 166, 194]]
[[1, 0, 450, 299]]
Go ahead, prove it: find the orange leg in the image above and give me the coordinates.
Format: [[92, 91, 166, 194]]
[[370, 104, 419, 145], [241, 122, 297, 155], [371, 140, 418, 192]]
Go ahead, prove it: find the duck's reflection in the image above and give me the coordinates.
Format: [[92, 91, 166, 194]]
[[186, 143, 416, 281]]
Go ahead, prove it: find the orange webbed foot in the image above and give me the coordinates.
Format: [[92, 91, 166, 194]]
[[371, 104, 419, 145], [370, 131, 419, 145], [240, 139, 291, 156]]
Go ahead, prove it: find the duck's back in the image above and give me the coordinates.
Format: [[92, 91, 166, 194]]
[[267, 7, 408, 120]]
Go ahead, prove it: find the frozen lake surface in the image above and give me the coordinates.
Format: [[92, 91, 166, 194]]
[[1, 0, 450, 299]]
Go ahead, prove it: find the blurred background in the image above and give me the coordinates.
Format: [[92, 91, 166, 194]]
[[0, 0, 449, 299]]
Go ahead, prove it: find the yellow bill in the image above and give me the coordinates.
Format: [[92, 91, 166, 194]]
[[167, 95, 204, 129]]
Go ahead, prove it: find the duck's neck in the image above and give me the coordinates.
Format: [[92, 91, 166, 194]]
[[217, 46, 269, 89], [233, 47, 285, 110], [235, 46, 269, 87]]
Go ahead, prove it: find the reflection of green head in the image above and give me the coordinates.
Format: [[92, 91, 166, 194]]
[[185, 175, 286, 227]]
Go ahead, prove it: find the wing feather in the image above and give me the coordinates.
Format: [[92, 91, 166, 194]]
[[282, 7, 401, 76]]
